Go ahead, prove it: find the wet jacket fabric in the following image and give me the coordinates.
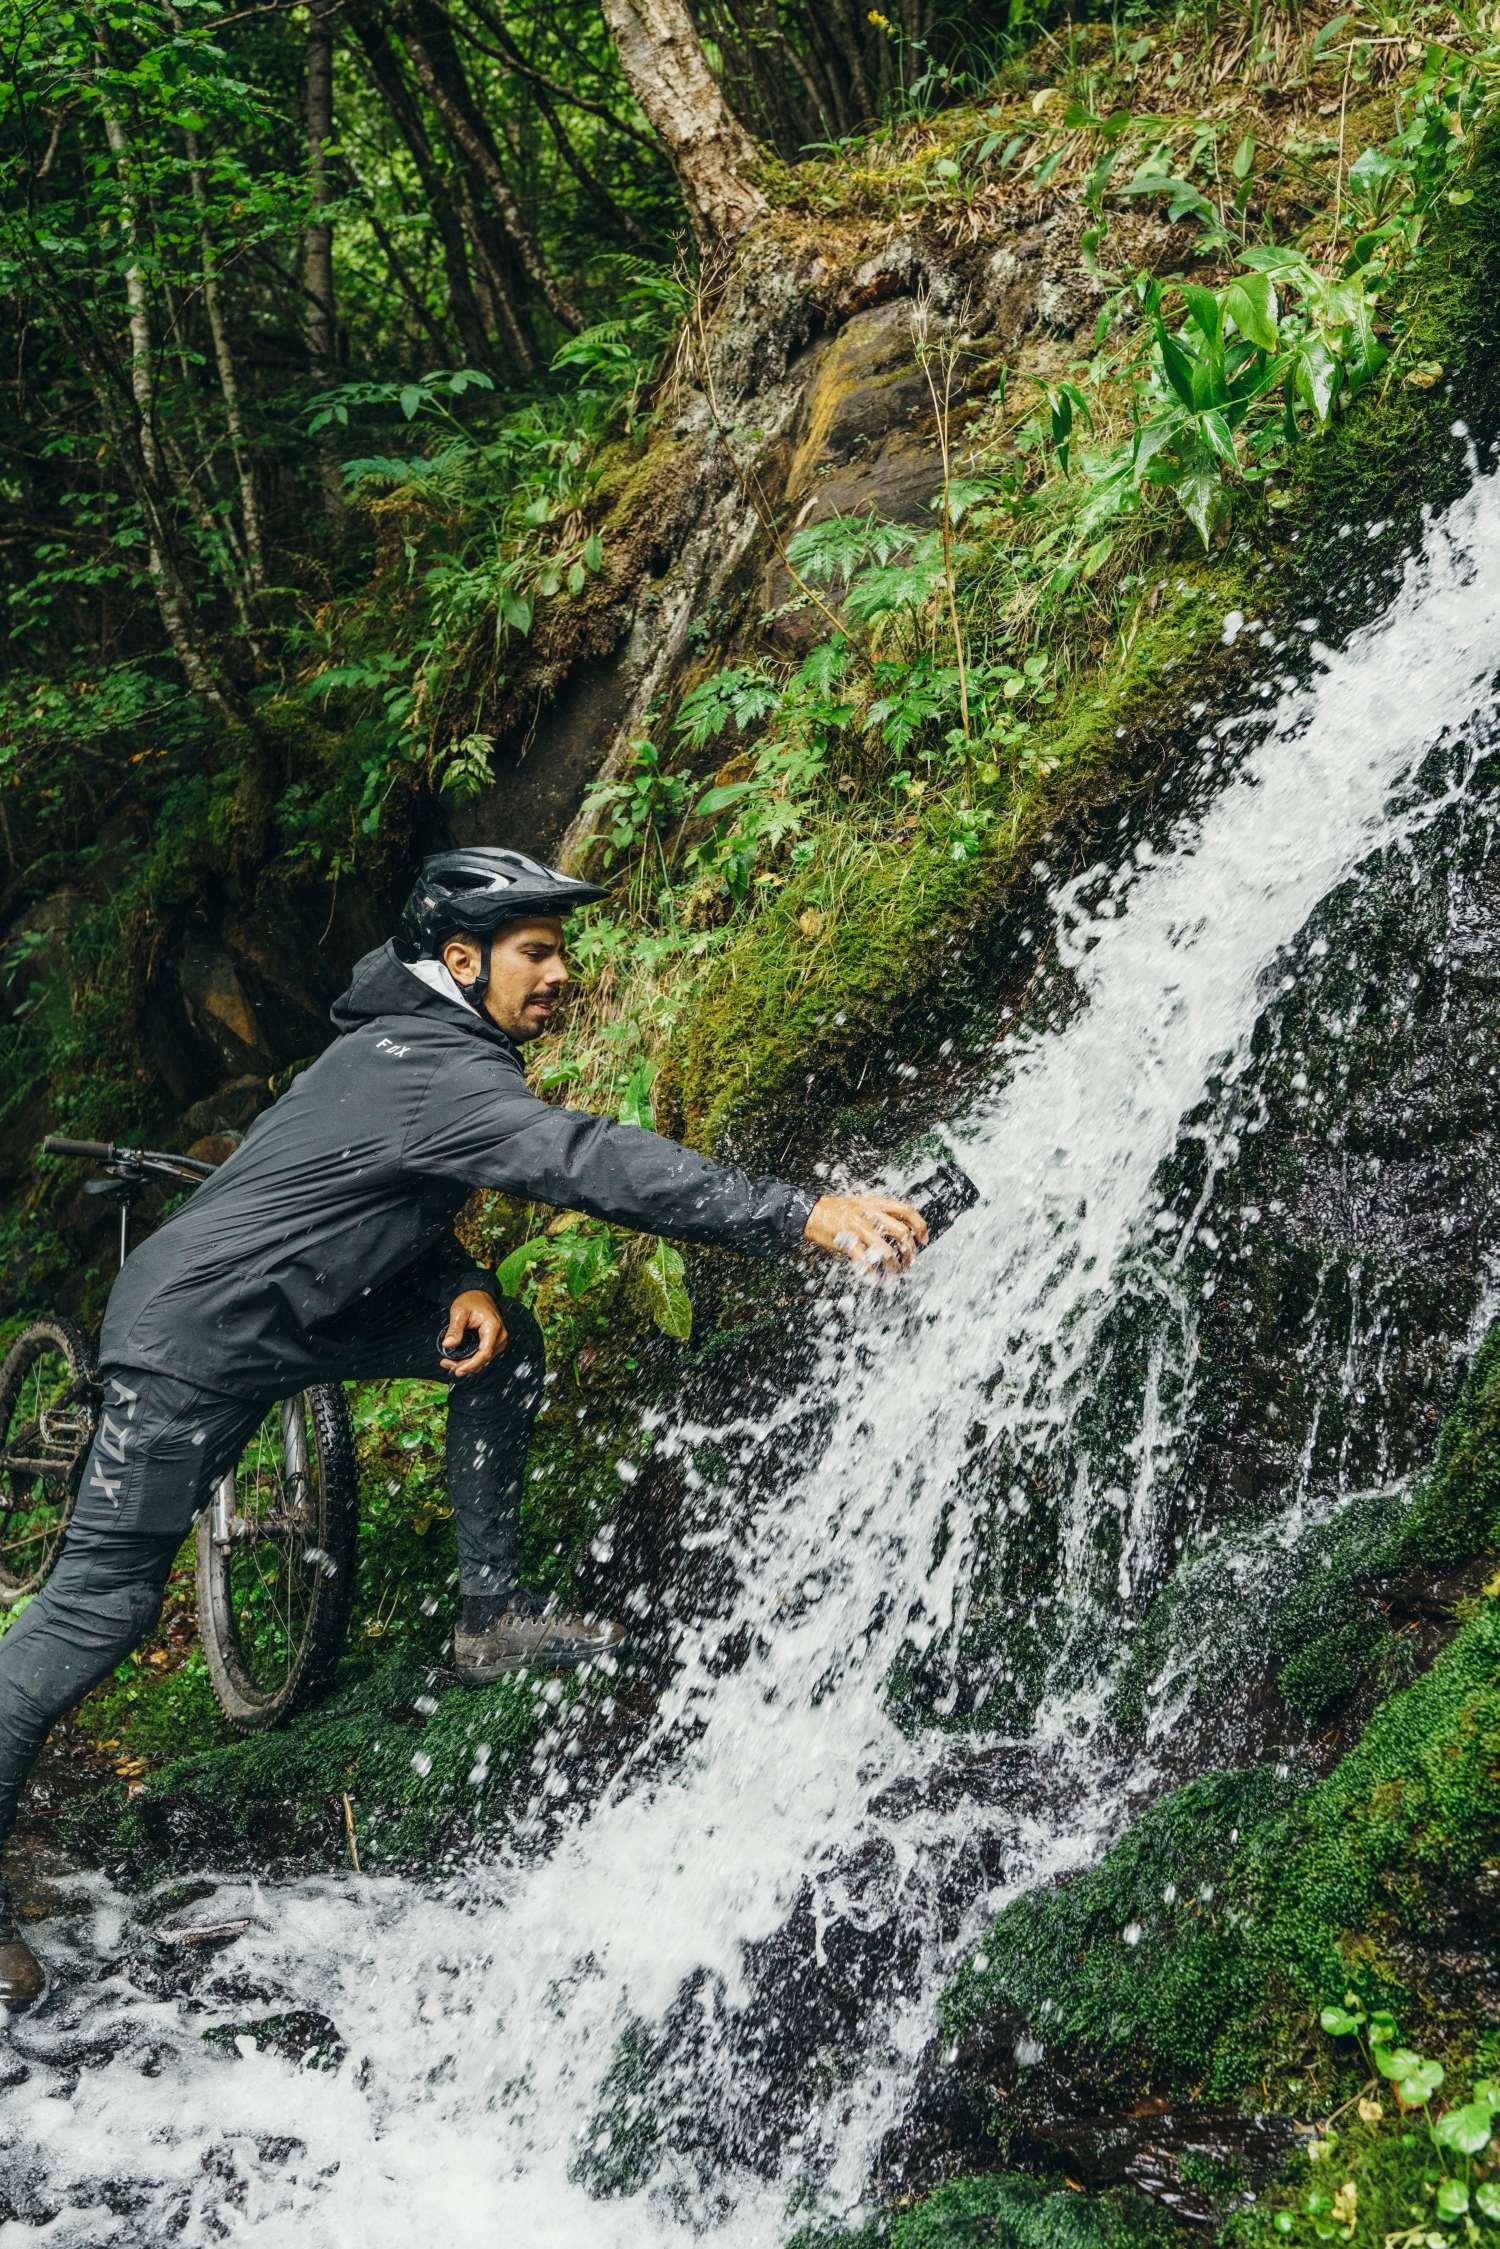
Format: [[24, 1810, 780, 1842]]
[[101, 942, 815, 1399]]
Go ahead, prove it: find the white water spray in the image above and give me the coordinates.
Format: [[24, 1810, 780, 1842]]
[[6, 459, 1500, 2248]]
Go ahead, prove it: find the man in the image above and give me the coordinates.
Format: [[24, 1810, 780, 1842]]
[[0, 846, 926, 2009]]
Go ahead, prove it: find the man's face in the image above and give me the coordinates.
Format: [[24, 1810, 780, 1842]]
[[441, 917, 569, 1042]]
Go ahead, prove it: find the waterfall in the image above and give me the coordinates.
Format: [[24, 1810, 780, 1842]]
[[6, 453, 1500, 2248]]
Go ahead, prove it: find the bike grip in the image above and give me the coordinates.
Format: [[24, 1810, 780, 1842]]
[[43, 1135, 113, 1160]]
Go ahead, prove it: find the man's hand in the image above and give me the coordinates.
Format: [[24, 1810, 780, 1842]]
[[803, 1192, 928, 1276], [441, 1289, 508, 1376]]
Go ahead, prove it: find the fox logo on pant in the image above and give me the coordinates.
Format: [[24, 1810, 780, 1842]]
[[85, 1375, 140, 1506]]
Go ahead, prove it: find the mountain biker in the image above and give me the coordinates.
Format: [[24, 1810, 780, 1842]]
[[0, 845, 927, 2011]]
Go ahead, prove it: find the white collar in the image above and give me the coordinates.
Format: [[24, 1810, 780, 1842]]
[[403, 955, 480, 1016]]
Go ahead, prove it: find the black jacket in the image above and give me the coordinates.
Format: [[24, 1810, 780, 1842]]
[[101, 942, 814, 1397]]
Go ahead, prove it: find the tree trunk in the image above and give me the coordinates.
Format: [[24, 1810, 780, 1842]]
[[598, 0, 767, 246], [347, 0, 495, 369], [305, 0, 347, 524], [403, 5, 584, 335], [95, 85, 233, 713], [183, 126, 269, 594]]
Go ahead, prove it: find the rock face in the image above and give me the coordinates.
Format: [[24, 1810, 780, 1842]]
[[437, 204, 1111, 871]]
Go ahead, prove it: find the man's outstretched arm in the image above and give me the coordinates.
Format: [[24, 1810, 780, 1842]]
[[404, 1064, 924, 1270]]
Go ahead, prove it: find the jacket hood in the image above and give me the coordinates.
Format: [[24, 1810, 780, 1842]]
[[329, 941, 517, 1054]]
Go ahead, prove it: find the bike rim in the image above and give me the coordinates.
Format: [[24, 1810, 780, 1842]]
[[0, 1343, 90, 1592], [213, 1398, 332, 1704]]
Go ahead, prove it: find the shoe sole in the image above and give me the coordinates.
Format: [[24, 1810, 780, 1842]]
[[455, 1645, 623, 1685]]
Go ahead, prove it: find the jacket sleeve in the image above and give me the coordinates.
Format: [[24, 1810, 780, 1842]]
[[404, 1052, 816, 1257], [423, 1238, 497, 1309]]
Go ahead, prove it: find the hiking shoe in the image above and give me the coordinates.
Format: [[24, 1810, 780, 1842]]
[[454, 1604, 626, 1683], [0, 1883, 45, 2016]]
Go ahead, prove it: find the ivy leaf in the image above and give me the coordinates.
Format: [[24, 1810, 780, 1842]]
[[1319, 2005, 1364, 2037], [1435, 2178, 1469, 2220], [1397, 2059, 1445, 2106], [1374, 2045, 1424, 2081], [1476, 2182, 1500, 2220]]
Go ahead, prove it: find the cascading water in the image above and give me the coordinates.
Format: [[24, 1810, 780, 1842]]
[[6, 449, 1500, 2249]]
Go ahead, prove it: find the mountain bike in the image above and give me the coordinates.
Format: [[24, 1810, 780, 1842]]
[[0, 1136, 357, 1732]]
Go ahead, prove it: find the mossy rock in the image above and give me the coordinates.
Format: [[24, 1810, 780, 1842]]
[[1110, 1314, 1500, 1740], [660, 118, 1500, 1164], [944, 1598, 1500, 2116], [789, 2174, 1188, 2249], [73, 1646, 569, 1872]]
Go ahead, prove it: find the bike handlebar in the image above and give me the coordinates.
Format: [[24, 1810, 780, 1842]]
[[42, 1135, 216, 1180]]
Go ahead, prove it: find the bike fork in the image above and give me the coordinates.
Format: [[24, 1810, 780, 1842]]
[[208, 1397, 310, 1539]]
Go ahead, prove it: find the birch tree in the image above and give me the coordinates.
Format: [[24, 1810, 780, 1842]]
[[598, 0, 767, 246]]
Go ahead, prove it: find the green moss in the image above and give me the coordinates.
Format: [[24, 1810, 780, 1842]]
[[788, 2176, 1187, 2249], [945, 1599, 1500, 2114], [1111, 1316, 1500, 1738], [888, 2176, 1187, 2248], [662, 119, 1500, 1160], [83, 1645, 564, 1870]]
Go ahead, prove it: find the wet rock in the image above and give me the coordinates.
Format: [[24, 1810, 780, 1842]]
[[178, 1074, 270, 1140], [176, 943, 274, 1077], [202, 2008, 347, 2071]]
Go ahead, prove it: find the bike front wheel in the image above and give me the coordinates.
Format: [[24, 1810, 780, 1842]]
[[195, 1385, 357, 1731], [0, 1317, 97, 1602]]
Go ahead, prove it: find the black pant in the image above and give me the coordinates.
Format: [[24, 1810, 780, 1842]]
[[0, 1276, 543, 1852]]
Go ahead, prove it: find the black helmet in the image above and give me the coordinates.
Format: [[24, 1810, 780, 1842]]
[[398, 847, 605, 1007]]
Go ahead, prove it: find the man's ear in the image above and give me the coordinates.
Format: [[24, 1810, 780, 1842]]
[[441, 934, 479, 983]]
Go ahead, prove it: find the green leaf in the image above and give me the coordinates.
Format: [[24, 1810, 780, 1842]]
[[1319, 2005, 1364, 2037], [1232, 130, 1256, 180], [1435, 2178, 1469, 2220], [1433, 2102, 1492, 2156], [583, 531, 604, 571], [640, 1238, 692, 1340], [497, 1236, 551, 1295], [1475, 2182, 1500, 2219], [1168, 437, 1226, 547], [1398, 2060, 1445, 2105], [1295, 336, 1341, 426], [1157, 326, 1198, 412], [1182, 283, 1221, 346], [1200, 409, 1238, 467], [695, 780, 756, 818], [499, 589, 533, 635], [1374, 2045, 1423, 2081], [1225, 273, 1279, 353], [399, 384, 425, 421], [1472, 2079, 1500, 2113]]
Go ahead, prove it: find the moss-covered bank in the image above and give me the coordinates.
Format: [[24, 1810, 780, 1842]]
[[865, 1326, 1500, 2245]]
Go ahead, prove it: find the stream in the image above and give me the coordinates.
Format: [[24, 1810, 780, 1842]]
[[5, 452, 1500, 2245]]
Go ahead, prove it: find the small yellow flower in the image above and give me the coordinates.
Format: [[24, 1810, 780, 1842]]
[[867, 8, 892, 27]]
